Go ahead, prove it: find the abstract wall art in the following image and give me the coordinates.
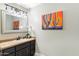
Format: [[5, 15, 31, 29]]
[[42, 11, 63, 30]]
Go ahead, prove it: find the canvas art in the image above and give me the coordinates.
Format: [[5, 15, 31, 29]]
[[13, 20, 19, 30], [42, 11, 63, 30]]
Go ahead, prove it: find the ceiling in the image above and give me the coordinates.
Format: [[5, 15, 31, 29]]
[[17, 3, 40, 8]]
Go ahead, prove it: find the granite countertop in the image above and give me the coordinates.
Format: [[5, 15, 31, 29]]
[[0, 38, 35, 50]]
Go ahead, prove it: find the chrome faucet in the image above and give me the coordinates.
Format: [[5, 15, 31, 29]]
[[17, 36, 20, 40]]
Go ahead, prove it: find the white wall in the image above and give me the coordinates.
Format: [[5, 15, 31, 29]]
[[28, 3, 79, 56]]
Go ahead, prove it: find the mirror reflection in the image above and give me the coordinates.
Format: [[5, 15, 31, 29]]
[[6, 14, 27, 30], [2, 11, 28, 33]]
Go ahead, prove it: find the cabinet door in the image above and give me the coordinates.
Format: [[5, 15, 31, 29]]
[[31, 40, 35, 50], [26, 46, 30, 56], [0, 51, 3, 56], [16, 48, 27, 56], [30, 40, 35, 56], [3, 47, 15, 56], [25, 42, 30, 56], [16, 44, 31, 56], [16, 42, 30, 56], [16, 43, 26, 51]]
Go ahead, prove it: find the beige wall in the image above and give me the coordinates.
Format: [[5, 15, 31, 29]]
[[28, 3, 79, 56]]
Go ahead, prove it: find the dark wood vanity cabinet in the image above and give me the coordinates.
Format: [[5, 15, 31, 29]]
[[1, 40, 35, 56]]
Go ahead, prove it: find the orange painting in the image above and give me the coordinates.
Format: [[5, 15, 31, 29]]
[[42, 11, 63, 30], [13, 20, 19, 30]]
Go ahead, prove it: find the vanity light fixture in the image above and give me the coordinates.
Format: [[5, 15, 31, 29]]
[[5, 4, 28, 17]]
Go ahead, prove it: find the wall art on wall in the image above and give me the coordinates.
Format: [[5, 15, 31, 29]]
[[13, 20, 19, 30], [42, 11, 63, 30]]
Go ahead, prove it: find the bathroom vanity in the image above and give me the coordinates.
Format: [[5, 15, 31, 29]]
[[0, 4, 36, 56], [0, 38, 35, 56]]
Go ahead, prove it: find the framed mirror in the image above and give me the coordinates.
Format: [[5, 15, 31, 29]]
[[2, 10, 28, 33]]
